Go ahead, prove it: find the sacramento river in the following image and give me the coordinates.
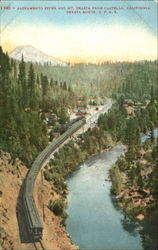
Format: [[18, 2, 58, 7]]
[[66, 145, 143, 250]]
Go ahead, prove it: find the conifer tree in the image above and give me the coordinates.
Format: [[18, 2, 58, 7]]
[[18, 55, 27, 108], [36, 75, 40, 85], [41, 74, 49, 97], [0, 47, 12, 110], [150, 85, 154, 104], [63, 81, 67, 90], [50, 78, 54, 88], [28, 64, 37, 110]]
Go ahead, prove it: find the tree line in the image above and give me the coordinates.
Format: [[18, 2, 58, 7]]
[[116, 61, 158, 102]]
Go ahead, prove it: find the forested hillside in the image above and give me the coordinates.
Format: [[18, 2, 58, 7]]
[[28, 60, 157, 102], [117, 61, 158, 102], [0, 47, 76, 166]]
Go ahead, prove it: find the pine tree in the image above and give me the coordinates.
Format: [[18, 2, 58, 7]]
[[50, 78, 54, 88], [41, 74, 49, 97], [63, 81, 67, 90], [12, 61, 17, 80], [36, 75, 40, 85], [18, 55, 27, 109], [0, 47, 12, 109], [60, 82, 63, 89], [150, 85, 154, 104], [28, 64, 37, 110]]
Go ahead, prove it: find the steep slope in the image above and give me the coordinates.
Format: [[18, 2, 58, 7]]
[[0, 152, 28, 249], [0, 151, 78, 250], [9, 45, 67, 66]]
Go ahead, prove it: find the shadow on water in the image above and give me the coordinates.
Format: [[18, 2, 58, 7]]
[[85, 148, 116, 167], [110, 189, 158, 250], [16, 174, 32, 244], [85, 145, 126, 167], [121, 216, 140, 237], [67, 151, 110, 180], [139, 209, 158, 250], [110, 191, 139, 237], [79, 152, 104, 168], [110, 192, 122, 212]]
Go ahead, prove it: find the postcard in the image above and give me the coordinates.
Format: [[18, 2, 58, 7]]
[[0, 1, 157, 250]]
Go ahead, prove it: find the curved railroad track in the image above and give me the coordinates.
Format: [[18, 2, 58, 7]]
[[22, 118, 86, 242]]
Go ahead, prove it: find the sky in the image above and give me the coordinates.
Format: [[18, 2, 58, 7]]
[[0, 0, 157, 63]]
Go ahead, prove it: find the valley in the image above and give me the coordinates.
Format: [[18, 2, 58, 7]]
[[0, 44, 157, 250]]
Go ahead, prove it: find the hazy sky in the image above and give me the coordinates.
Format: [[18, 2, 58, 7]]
[[0, 0, 157, 63]]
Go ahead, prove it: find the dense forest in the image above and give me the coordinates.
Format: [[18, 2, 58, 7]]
[[98, 90, 158, 143], [0, 47, 76, 166], [116, 61, 158, 102], [30, 59, 158, 102]]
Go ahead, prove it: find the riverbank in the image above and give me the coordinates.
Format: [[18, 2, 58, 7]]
[[109, 139, 158, 249], [110, 138, 158, 217]]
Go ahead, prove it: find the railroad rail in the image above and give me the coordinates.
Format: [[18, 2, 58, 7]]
[[22, 117, 86, 242], [34, 240, 46, 250]]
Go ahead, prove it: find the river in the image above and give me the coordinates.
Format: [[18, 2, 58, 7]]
[[140, 128, 158, 143], [66, 145, 144, 250]]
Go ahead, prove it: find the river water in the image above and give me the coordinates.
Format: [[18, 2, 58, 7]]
[[66, 145, 144, 250], [140, 128, 158, 143]]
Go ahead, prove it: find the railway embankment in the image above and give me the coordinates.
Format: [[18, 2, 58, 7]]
[[34, 167, 78, 250], [0, 151, 78, 250]]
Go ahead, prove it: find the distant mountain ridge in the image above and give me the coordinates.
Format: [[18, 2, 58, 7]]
[[9, 45, 67, 66]]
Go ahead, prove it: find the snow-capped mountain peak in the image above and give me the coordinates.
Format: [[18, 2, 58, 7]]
[[9, 45, 67, 66]]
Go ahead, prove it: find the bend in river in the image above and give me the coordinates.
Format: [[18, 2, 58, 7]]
[[66, 145, 143, 250]]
